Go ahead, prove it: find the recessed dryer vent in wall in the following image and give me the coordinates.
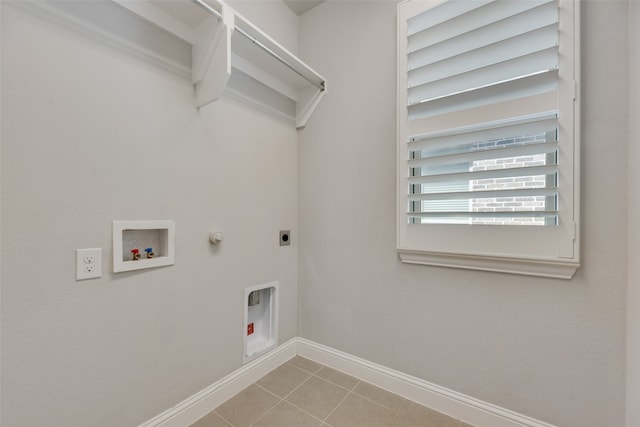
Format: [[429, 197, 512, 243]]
[[113, 220, 175, 272], [243, 282, 279, 363]]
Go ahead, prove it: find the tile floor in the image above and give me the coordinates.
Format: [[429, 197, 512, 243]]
[[190, 356, 474, 427]]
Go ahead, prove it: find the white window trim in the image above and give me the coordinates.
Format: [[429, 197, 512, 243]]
[[396, 0, 580, 279]]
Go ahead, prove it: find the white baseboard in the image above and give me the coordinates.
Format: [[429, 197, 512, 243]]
[[297, 338, 556, 427], [138, 338, 297, 427], [139, 337, 556, 427]]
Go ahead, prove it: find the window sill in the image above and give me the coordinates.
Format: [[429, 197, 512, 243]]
[[398, 249, 579, 279]]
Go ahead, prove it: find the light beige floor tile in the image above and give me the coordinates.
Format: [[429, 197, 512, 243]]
[[285, 376, 349, 419], [393, 400, 460, 427], [315, 366, 359, 390], [326, 393, 396, 427], [257, 362, 312, 397], [214, 384, 279, 427], [207, 359, 471, 427], [252, 401, 322, 427], [352, 381, 405, 412], [288, 356, 323, 374], [189, 410, 232, 427]]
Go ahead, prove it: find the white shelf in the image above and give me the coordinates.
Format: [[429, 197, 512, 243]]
[[16, 0, 326, 128], [114, 0, 326, 129]]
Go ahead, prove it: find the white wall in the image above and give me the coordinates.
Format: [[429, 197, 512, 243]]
[[0, 2, 299, 426], [298, 2, 628, 426], [627, 1, 639, 425]]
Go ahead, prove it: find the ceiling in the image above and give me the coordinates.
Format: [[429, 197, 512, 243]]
[[282, 0, 325, 16]]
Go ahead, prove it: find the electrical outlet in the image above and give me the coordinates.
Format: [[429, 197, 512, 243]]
[[279, 230, 291, 246], [76, 248, 102, 280]]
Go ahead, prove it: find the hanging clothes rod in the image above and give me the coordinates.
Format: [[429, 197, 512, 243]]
[[190, 0, 325, 92], [190, 0, 222, 19]]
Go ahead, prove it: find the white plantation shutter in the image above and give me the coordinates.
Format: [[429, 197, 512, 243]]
[[397, 0, 580, 278], [407, 112, 559, 225]]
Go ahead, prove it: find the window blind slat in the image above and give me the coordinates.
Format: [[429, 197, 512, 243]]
[[409, 2, 558, 72], [410, 111, 556, 140], [408, 25, 558, 88], [408, 114, 557, 152], [408, 141, 558, 168], [407, 69, 558, 120], [408, 164, 558, 184], [409, 187, 556, 202], [407, 210, 558, 218], [408, 47, 558, 105], [408, 93, 558, 137], [408, 0, 555, 54], [407, 0, 493, 37]]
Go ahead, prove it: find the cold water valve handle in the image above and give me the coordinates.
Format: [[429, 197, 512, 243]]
[[145, 248, 154, 259]]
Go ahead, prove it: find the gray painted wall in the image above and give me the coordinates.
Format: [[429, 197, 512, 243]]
[[0, 2, 299, 426], [1, 1, 635, 426], [298, 2, 628, 426], [627, 1, 639, 425]]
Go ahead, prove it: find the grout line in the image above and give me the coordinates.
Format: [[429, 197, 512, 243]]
[[284, 361, 320, 385], [312, 368, 360, 393], [280, 399, 330, 426], [265, 361, 353, 426], [254, 382, 286, 400], [260, 368, 336, 426], [246, 396, 282, 427], [348, 381, 409, 415], [277, 373, 328, 424], [255, 361, 399, 425], [249, 382, 296, 427], [280, 371, 314, 401], [321, 390, 352, 424], [320, 381, 360, 424], [257, 369, 327, 424], [288, 357, 324, 375], [213, 410, 236, 427], [246, 382, 293, 427], [286, 361, 316, 375], [349, 388, 406, 415]]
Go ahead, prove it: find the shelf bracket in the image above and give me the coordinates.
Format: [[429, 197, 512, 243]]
[[192, 6, 233, 108], [296, 83, 327, 129]]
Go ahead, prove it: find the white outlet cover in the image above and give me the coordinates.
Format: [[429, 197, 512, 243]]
[[76, 248, 102, 280]]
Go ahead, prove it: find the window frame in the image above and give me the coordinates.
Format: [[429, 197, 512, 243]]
[[396, 0, 580, 279]]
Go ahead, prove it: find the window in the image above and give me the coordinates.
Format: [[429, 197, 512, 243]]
[[397, 0, 580, 278]]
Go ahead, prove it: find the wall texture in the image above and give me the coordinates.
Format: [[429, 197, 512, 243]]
[[0, 2, 299, 426], [298, 2, 628, 426], [627, 1, 639, 425]]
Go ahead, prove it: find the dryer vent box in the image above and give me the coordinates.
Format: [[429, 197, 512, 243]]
[[243, 282, 279, 363]]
